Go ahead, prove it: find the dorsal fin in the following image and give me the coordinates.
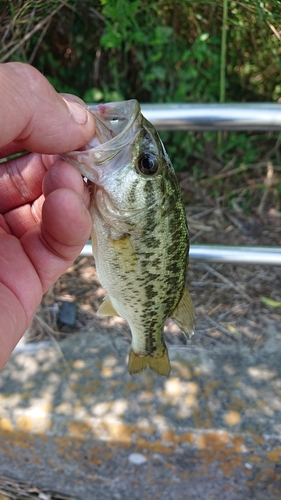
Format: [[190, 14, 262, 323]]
[[170, 286, 195, 339]]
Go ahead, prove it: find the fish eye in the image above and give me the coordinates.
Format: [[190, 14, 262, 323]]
[[138, 153, 159, 176]]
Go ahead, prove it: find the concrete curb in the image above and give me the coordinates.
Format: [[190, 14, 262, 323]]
[[0, 332, 281, 499]]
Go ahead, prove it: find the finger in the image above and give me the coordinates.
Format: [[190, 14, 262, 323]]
[[4, 195, 44, 239], [21, 188, 92, 293], [0, 214, 12, 234], [42, 189, 91, 248], [0, 142, 25, 159], [3, 160, 90, 239], [0, 283, 29, 370], [0, 233, 43, 351], [0, 153, 46, 213], [0, 187, 91, 369], [0, 62, 96, 153], [43, 160, 90, 207], [0, 230, 43, 369]]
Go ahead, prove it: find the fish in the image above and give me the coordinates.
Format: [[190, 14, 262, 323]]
[[62, 99, 194, 376]]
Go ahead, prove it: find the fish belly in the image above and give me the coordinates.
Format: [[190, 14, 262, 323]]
[[91, 204, 188, 376]]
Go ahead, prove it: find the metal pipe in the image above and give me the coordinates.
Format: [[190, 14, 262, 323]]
[[189, 245, 281, 265], [140, 103, 281, 131], [80, 242, 281, 266]]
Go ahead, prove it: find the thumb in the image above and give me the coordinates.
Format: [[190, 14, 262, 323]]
[[0, 62, 96, 154]]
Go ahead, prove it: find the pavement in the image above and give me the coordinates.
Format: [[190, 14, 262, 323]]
[[0, 328, 281, 499]]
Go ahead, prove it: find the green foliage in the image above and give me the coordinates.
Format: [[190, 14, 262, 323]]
[[100, 0, 143, 51], [2, 0, 281, 104], [96, 1, 223, 103], [159, 130, 216, 172], [1, 0, 281, 209]]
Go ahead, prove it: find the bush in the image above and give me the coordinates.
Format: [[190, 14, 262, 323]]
[[1, 0, 281, 102], [1, 0, 281, 197]]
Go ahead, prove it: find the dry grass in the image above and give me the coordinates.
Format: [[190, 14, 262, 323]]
[[0, 1, 66, 64], [0, 474, 75, 499]]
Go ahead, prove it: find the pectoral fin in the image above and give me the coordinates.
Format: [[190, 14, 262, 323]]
[[108, 234, 137, 273], [90, 231, 95, 249], [170, 286, 195, 339], [97, 296, 120, 317]]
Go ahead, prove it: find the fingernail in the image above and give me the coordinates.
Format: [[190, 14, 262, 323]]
[[63, 99, 89, 125]]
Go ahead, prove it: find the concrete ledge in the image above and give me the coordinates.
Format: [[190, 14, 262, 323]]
[[1, 332, 281, 499]]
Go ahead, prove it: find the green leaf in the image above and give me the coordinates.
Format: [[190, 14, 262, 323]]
[[226, 324, 241, 336], [261, 297, 281, 308], [83, 88, 104, 102]]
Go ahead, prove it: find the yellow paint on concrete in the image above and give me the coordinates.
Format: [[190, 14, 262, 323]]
[[268, 447, 281, 462], [195, 434, 248, 479], [249, 455, 262, 462], [1, 424, 280, 494], [181, 432, 194, 444], [162, 429, 178, 445], [68, 421, 93, 439], [136, 437, 173, 454], [197, 431, 231, 450], [105, 423, 134, 444]]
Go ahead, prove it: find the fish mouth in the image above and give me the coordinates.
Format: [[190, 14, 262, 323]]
[[88, 100, 140, 143], [62, 99, 141, 183]]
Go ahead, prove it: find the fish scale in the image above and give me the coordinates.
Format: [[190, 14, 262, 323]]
[[63, 99, 195, 376]]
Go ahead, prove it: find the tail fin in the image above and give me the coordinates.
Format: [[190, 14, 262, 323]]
[[128, 348, 171, 377]]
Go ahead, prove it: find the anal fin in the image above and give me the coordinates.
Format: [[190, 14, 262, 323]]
[[97, 295, 120, 317], [170, 286, 195, 339]]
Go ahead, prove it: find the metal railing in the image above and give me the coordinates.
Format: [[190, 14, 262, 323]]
[[81, 243, 281, 266], [82, 103, 281, 266], [141, 103, 281, 131]]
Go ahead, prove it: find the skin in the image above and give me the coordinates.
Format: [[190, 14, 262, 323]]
[[0, 62, 96, 370]]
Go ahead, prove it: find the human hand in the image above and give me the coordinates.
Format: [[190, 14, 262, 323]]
[[0, 62, 96, 369]]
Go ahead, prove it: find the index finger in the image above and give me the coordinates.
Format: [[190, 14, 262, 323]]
[[0, 62, 96, 154]]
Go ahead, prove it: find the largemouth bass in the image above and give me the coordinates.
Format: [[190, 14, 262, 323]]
[[63, 99, 194, 376]]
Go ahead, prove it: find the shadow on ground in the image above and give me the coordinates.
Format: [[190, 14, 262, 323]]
[[0, 329, 281, 499]]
